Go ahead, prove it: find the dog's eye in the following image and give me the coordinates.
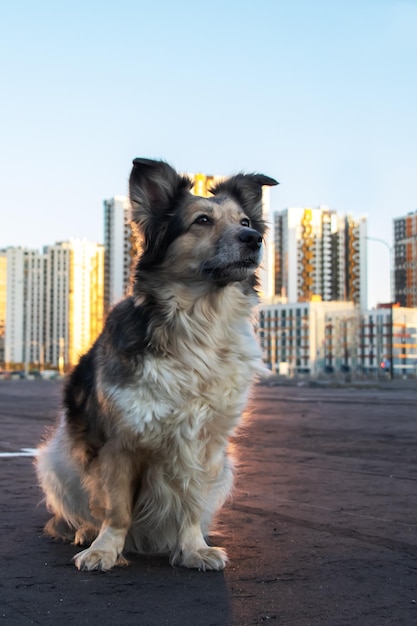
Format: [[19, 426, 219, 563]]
[[240, 218, 251, 227], [194, 215, 213, 225]]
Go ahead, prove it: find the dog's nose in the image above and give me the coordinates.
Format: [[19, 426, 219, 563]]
[[238, 228, 263, 251]]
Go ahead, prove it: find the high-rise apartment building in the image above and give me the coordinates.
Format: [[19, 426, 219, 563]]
[[4, 247, 46, 368], [4, 240, 104, 372], [4, 248, 26, 367], [90, 243, 105, 348], [44, 242, 70, 370], [103, 196, 137, 312], [259, 185, 275, 301], [44, 239, 104, 369], [274, 206, 367, 309], [394, 211, 417, 307], [0, 250, 7, 366]]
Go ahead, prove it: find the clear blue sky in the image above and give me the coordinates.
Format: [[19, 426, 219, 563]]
[[1, 0, 416, 307]]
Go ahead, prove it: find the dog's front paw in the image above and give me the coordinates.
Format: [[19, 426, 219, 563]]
[[73, 546, 123, 571], [175, 546, 229, 571]]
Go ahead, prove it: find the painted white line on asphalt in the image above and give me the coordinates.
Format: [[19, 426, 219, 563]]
[[0, 448, 39, 458]]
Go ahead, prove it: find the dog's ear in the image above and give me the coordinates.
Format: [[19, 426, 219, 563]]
[[210, 173, 278, 234], [129, 158, 193, 233]]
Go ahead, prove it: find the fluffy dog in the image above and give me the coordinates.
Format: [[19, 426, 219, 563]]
[[36, 158, 278, 571]]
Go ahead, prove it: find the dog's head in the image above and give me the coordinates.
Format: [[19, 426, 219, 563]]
[[129, 158, 278, 287]]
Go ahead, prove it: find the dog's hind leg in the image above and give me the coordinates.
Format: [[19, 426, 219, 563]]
[[73, 523, 99, 546], [36, 418, 94, 541], [44, 515, 76, 542]]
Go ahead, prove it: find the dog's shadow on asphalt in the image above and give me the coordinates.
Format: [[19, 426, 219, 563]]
[[27, 458, 234, 624], [30, 519, 233, 625], [2, 475, 232, 626]]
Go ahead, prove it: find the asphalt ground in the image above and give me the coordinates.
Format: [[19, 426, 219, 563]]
[[0, 379, 416, 625]]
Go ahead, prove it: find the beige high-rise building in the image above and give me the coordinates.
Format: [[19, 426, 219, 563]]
[[90, 244, 105, 349], [67, 239, 104, 367]]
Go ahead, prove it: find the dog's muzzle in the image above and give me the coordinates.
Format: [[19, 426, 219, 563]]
[[200, 226, 263, 284]]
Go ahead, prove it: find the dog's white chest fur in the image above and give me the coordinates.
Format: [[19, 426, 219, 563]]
[[103, 287, 264, 441]]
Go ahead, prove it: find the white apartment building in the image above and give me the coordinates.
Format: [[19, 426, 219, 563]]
[[103, 196, 136, 312], [44, 242, 70, 370], [5, 248, 46, 368], [5, 248, 25, 365], [259, 185, 275, 301]]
